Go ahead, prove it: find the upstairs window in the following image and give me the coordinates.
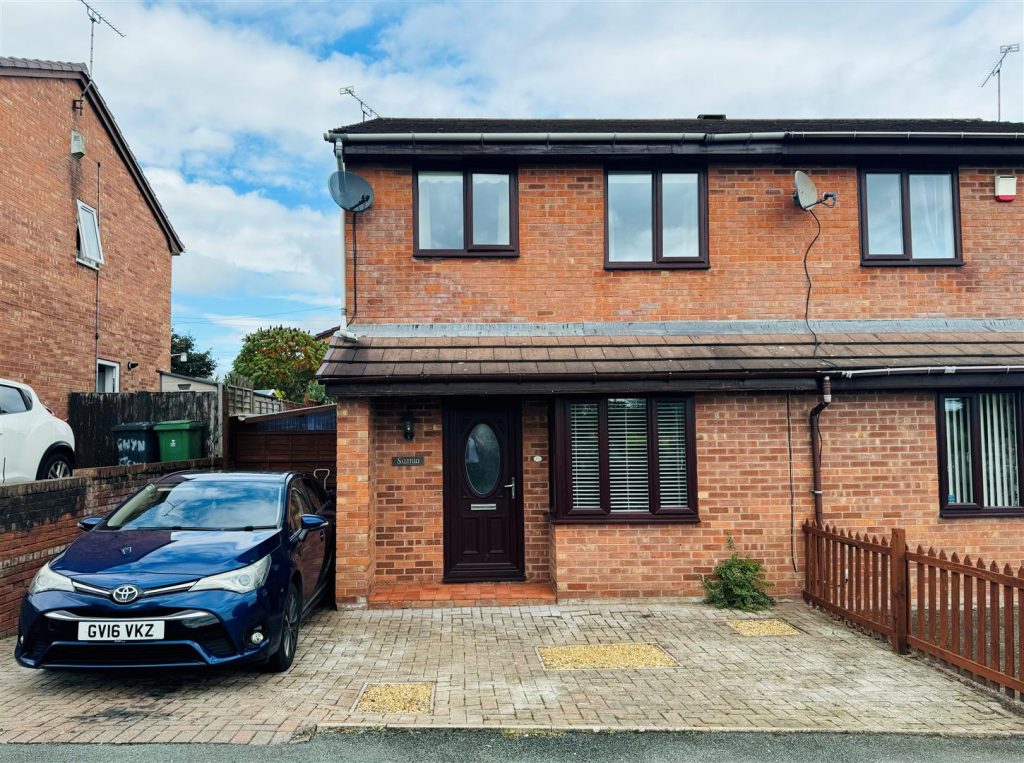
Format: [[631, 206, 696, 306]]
[[414, 169, 517, 256], [860, 170, 961, 264], [938, 392, 1023, 517], [553, 397, 698, 522], [605, 170, 708, 269], [76, 200, 104, 267]]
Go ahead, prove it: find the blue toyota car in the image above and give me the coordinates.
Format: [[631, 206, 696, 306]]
[[15, 471, 334, 672]]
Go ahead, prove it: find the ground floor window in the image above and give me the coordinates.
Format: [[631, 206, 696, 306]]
[[938, 391, 1023, 517], [552, 396, 697, 522], [96, 360, 119, 393]]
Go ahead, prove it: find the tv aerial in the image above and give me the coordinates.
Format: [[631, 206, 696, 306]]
[[793, 171, 837, 211], [78, 0, 125, 76], [339, 86, 380, 122], [328, 170, 374, 212], [981, 43, 1020, 121]]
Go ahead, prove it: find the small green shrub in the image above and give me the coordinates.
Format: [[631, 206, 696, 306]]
[[703, 535, 775, 611]]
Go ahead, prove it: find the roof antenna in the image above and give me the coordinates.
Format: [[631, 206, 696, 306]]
[[78, 0, 126, 77], [980, 43, 1020, 121], [339, 86, 380, 122]]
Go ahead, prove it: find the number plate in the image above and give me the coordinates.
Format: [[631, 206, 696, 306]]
[[77, 620, 165, 641]]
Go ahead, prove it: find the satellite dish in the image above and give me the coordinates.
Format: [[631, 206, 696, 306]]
[[329, 170, 374, 212], [793, 171, 819, 211]]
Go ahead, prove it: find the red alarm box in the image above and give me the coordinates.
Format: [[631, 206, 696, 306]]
[[995, 175, 1016, 202]]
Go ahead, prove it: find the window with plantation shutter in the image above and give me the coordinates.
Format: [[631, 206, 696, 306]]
[[938, 392, 1024, 517], [556, 397, 697, 522]]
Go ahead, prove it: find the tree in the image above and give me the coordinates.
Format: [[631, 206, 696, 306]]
[[230, 326, 328, 402], [171, 330, 217, 379]]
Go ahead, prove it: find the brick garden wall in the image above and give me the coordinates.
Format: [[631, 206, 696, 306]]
[[0, 458, 217, 635], [0, 76, 173, 417], [341, 164, 1024, 326]]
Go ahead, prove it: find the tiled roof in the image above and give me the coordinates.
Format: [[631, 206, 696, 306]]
[[0, 57, 87, 73], [318, 331, 1024, 386], [336, 116, 1024, 135]]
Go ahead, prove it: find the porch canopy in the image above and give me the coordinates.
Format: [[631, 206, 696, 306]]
[[317, 319, 1024, 396]]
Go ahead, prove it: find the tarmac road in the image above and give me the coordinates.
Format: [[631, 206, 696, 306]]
[[1, 728, 1024, 763]]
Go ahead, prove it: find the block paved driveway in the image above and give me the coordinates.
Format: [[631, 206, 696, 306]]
[[1, 602, 1023, 745]]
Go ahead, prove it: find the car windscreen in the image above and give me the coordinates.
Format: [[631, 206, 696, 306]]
[[103, 480, 284, 531]]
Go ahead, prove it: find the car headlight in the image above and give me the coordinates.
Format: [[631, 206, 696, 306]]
[[28, 563, 75, 595], [189, 555, 271, 594]]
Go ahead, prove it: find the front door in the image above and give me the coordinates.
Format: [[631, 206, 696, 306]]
[[443, 401, 524, 582]]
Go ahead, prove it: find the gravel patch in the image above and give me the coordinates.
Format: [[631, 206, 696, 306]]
[[355, 683, 434, 714], [727, 619, 799, 637], [537, 643, 677, 670]]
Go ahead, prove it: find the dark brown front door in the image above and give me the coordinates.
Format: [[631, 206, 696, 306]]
[[443, 401, 524, 582]]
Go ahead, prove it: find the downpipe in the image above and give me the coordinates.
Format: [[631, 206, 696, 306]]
[[809, 375, 832, 525], [333, 140, 358, 343]]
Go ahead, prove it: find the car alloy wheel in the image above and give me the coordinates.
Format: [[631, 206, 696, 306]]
[[282, 587, 300, 661], [47, 460, 71, 479]]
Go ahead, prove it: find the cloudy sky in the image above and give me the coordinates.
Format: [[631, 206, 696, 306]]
[[1, 0, 1022, 373]]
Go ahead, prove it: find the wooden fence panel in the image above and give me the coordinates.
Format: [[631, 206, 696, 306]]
[[68, 392, 220, 468], [802, 522, 896, 642]]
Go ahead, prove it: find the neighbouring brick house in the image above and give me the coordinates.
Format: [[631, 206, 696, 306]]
[[317, 117, 1024, 606], [0, 58, 183, 418]]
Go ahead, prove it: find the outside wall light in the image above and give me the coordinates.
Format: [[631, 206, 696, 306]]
[[402, 411, 415, 441]]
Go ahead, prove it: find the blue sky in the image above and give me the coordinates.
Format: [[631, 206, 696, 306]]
[[1, 0, 1022, 375]]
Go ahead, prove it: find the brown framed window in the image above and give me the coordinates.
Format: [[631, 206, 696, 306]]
[[859, 169, 961, 265], [937, 392, 1023, 517], [414, 169, 518, 257], [605, 170, 708, 269], [552, 396, 698, 522]]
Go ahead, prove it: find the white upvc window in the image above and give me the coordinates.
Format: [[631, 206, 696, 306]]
[[96, 360, 119, 393], [76, 200, 104, 267]]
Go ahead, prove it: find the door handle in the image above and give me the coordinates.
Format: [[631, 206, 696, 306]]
[[504, 478, 516, 500]]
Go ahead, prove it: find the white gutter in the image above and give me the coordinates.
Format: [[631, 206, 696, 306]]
[[837, 365, 1024, 379], [325, 130, 1024, 144]]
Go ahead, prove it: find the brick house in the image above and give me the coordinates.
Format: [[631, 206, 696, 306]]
[[0, 58, 183, 418], [317, 117, 1024, 606]]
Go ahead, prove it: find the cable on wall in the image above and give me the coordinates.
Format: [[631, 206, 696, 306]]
[[349, 210, 359, 325], [94, 161, 102, 377], [802, 208, 821, 354]]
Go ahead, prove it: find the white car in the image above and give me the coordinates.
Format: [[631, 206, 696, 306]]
[[0, 379, 76, 484]]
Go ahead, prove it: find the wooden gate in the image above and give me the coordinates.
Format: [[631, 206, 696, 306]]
[[229, 405, 337, 495]]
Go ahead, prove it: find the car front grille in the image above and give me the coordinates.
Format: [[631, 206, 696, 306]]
[[24, 611, 239, 665], [43, 643, 206, 667]]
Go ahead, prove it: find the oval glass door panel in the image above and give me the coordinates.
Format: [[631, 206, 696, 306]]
[[465, 422, 501, 496]]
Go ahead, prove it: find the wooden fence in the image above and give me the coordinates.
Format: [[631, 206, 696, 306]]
[[68, 392, 220, 468], [803, 521, 1024, 699]]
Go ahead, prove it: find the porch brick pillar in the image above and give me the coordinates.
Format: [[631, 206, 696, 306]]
[[335, 398, 374, 605]]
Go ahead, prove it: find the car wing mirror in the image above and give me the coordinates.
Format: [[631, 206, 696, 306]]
[[300, 514, 328, 531], [77, 516, 103, 531]]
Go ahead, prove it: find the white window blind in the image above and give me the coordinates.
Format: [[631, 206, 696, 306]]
[[607, 398, 649, 512], [980, 392, 1019, 508], [569, 402, 601, 510], [944, 397, 974, 504], [656, 401, 689, 508]]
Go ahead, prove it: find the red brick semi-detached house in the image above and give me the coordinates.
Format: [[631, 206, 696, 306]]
[[0, 58, 184, 421], [317, 116, 1024, 607]]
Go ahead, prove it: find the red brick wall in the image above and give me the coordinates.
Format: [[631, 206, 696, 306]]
[[553, 393, 816, 600], [0, 458, 217, 635], [367, 398, 551, 588], [335, 400, 374, 604], [0, 76, 173, 417], [554, 392, 1024, 602], [342, 163, 1024, 326]]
